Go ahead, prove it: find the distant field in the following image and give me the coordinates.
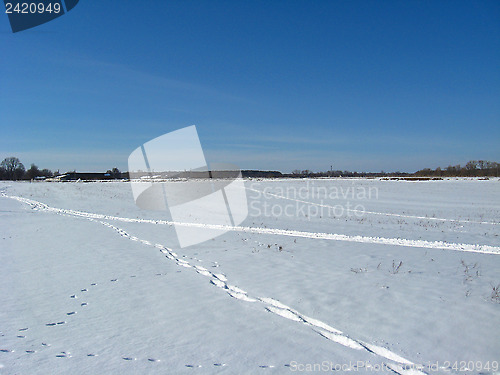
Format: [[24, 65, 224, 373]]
[[1, 179, 499, 374]]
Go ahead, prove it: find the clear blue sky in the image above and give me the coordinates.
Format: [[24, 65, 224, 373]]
[[1, 0, 499, 173]]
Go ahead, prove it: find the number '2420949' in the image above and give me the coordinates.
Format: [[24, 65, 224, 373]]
[[5, 2, 61, 14]]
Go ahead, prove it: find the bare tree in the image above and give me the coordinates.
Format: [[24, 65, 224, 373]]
[[40, 168, 53, 178], [25, 164, 41, 180], [0, 157, 25, 180]]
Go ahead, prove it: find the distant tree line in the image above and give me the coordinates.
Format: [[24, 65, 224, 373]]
[[283, 160, 500, 178], [0, 157, 55, 181], [284, 169, 411, 178], [414, 160, 499, 177], [0, 157, 122, 181], [0, 156, 498, 180], [284, 160, 499, 178]]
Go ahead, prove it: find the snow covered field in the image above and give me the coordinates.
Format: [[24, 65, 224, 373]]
[[1, 178, 499, 374]]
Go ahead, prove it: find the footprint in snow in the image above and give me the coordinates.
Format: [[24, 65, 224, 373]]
[[196, 269, 212, 277], [265, 306, 301, 322], [213, 273, 227, 282], [227, 285, 246, 294], [210, 279, 226, 288], [227, 291, 257, 302]]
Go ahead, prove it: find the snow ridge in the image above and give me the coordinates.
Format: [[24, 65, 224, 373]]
[[4, 193, 499, 255]]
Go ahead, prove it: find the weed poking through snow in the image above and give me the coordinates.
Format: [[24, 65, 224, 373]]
[[389, 260, 403, 274], [490, 284, 500, 303]]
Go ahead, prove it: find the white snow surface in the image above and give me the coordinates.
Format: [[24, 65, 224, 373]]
[[0, 178, 499, 374]]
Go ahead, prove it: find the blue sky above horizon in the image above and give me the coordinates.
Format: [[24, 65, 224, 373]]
[[1, 0, 499, 173]]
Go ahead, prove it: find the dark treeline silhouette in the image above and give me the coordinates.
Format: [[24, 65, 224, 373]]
[[284, 160, 499, 178], [0, 157, 27, 180], [414, 160, 499, 177], [0, 157, 498, 180], [283, 169, 411, 178], [0, 156, 123, 181]]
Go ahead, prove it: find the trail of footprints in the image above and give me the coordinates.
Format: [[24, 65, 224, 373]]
[[1, 193, 429, 375], [99, 221, 428, 374]]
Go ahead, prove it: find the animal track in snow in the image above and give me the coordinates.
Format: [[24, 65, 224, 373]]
[[56, 351, 71, 358]]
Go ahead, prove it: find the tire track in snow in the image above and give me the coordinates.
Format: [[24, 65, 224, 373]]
[[2, 193, 430, 374], [245, 186, 500, 226], [3, 193, 499, 255]]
